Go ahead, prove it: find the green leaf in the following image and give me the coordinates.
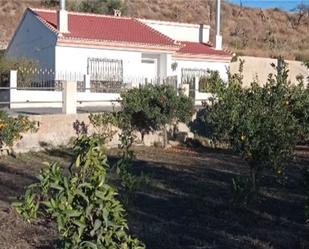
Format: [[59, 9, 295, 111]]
[[50, 183, 64, 191], [80, 241, 97, 249], [63, 210, 82, 218], [76, 190, 89, 204], [93, 219, 102, 232]]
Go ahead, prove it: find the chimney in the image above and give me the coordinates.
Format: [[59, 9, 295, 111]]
[[58, 0, 68, 33], [215, 0, 222, 50]]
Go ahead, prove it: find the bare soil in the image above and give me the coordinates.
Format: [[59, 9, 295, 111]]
[[0, 145, 308, 249]]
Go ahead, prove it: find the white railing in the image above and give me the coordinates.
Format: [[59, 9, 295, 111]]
[[1, 70, 213, 114]]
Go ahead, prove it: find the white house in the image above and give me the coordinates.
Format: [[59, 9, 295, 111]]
[[6, 0, 232, 85]]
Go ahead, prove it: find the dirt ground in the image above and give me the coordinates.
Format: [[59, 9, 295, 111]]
[[0, 145, 308, 249]]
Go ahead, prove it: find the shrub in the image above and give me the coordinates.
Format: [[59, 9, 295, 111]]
[[288, 84, 309, 143], [41, 0, 58, 7], [205, 63, 299, 191], [121, 84, 194, 147], [114, 123, 143, 205], [232, 176, 256, 205], [199, 70, 225, 94], [72, 0, 126, 15], [88, 112, 119, 141], [76, 112, 144, 206], [0, 110, 37, 152], [13, 134, 145, 249], [0, 56, 36, 87]]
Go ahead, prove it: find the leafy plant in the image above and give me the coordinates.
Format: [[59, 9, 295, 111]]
[[13, 134, 145, 249], [89, 112, 119, 142], [0, 110, 37, 152], [199, 70, 225, 94], [232, 176, 256, 205], [121, 84, 194, 147], [113, 121, 146, 205], [75, 112, 144, 206]]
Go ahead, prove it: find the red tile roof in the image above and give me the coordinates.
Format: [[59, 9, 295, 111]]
[[31, 9, 177, 47], [178, 41, 231, 57], [29, 9, 231, 58]]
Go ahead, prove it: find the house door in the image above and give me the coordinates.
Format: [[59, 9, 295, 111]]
[[141, 58, 158, 84]]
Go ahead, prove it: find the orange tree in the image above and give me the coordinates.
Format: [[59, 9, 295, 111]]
[[0, 110, 37, 151], [204, 65, 299, 191], [288, 83, 309, 143], [120, 84, 194, 147]]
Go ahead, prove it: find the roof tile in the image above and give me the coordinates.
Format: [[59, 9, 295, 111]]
[[178, 41, 231, 56], [32, 9, 176, 46]]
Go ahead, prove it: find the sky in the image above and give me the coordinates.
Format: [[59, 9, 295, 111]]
[[228, 0, 309, 11]]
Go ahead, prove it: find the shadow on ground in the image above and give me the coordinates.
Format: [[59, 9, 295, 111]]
[[0, 146, 308, 249]]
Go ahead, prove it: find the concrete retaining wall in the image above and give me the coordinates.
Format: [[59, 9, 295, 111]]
[[230, 56, 309, 87], [12, 113, 165, 153]]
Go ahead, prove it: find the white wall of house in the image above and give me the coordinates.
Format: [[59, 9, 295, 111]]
[[173, 59, 230, 82], [55, 46, 141, 78], [139, 19, 210, 43], [6, 11, 57, 69], [55, 46, 174, 85]]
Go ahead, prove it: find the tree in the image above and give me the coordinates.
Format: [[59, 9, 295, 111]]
[[121, 85, 194, 147], [205, 62, 299, 191], [295, 3, 309, 26]]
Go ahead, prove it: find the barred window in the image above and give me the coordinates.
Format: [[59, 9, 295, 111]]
[[87, 57, 123, 82], [181, 68, 208, 84]]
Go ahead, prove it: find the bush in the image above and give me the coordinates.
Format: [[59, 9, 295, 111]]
[[0, 110, 37, 152], [199, 70, 225, 94], [75, 112, 144, 206], [232, 176, 256, 205], [0, 56, 36, 87], [13, 133, 145, 249], [88, 112, 119, 141], [205, 63, 299, 191], [41, 0, 58, 7], [289, 84, 309, 143], [121, 84, 194, 147], [71, 0, 126, 15]]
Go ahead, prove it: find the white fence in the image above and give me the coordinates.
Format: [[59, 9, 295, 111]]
[[9, 70, 122, 112], [1, 70, 211, 114]]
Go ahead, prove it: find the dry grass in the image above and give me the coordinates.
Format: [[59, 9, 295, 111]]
[[0, 0, 309, 60]]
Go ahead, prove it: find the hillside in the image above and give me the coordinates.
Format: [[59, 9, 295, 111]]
[[0, 0, 309, 60]]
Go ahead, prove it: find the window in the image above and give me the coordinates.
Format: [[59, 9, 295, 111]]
[[181, 68, 208, 84], [87, 57, 123, 82], [141, 59, 155, 64]]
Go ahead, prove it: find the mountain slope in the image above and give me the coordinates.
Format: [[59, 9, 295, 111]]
[[1, 0, 309, 60]]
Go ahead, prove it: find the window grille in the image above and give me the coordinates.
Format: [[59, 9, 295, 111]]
[[87, 57, 123, 82], [181, 68, 208, 84]]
